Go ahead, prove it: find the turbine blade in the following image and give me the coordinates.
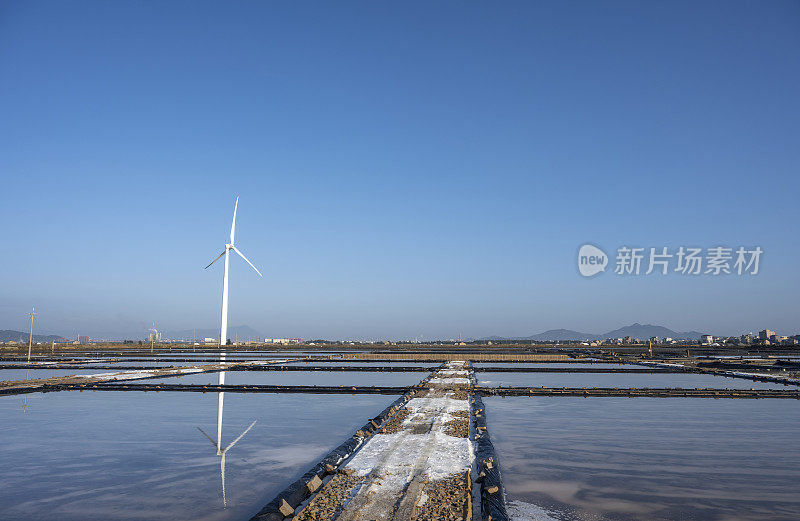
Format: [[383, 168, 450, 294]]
[[205, 250, 226, 269], [197, 427, 218, 447], [220, 451, 227, 507], [231, 246, 262, 277], [225, 420, 257, 451], [230, 196, 239, 245]]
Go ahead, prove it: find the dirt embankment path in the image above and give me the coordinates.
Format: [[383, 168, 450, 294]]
[[294, 361, 475, 521]]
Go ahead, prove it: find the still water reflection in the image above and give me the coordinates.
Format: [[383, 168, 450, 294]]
[[0, 391, 399, 521], [285, 361, 437, 367], [0, 369, 111, 381], [473, 363, 636, 369], [486, 397, 800, 521], [477, 372, 788, 389], [129, 370, 423, 386]]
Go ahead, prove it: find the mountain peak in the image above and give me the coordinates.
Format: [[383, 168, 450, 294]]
[[481, 323, 705, 341]]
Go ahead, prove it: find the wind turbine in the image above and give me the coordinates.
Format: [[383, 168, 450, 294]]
[[205, 196, 262, 347], [27, 307, 37, 363], [197, 410, 257, 506], [201, 197, 260, 506]]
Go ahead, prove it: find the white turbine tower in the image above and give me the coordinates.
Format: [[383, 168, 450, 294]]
[[205, 196, 262, 347]]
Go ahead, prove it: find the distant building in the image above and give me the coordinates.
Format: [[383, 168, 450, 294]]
[[265, 338, 305, 345], [759, 329, 775, 340], [740, 334, 754, 344], [78, 335, 90, 344], [700, 334, 714, 344]]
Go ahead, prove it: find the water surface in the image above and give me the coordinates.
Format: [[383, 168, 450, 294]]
[[473, 363, 639, 369], [0, 369, 113, 381], [285, 360, 438, 367], [122, 370, 424, 386], [486, 397, 800, 521], [0, 391, 399, 521], [477, 371, 788, 389]]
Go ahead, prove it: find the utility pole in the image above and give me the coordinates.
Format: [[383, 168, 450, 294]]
[[27, 307, 37, 363]]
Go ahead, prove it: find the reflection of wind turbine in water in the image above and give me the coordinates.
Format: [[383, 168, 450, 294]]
[[22, 368, 30, 411], [197, 388, 257, 507]]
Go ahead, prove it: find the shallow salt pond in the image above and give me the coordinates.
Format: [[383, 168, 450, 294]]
[[77, 361, 237, 368], [99, 355, 299, 362], [477, 371, 790, 389], [285, 360, 438, 367], [0, 369, 115, 381], [0, 391, 400, 521], [117, 370, 424, 386], [486, 397, 800, 521], [473, 362, 638, 369]]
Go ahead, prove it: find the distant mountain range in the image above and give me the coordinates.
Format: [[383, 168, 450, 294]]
[[2, 323, 706, 343], [482, 323, 705, 342], [0, 330, 69, 343]]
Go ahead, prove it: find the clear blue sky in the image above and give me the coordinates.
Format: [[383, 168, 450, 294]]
[[1, 1, 798, 340]]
